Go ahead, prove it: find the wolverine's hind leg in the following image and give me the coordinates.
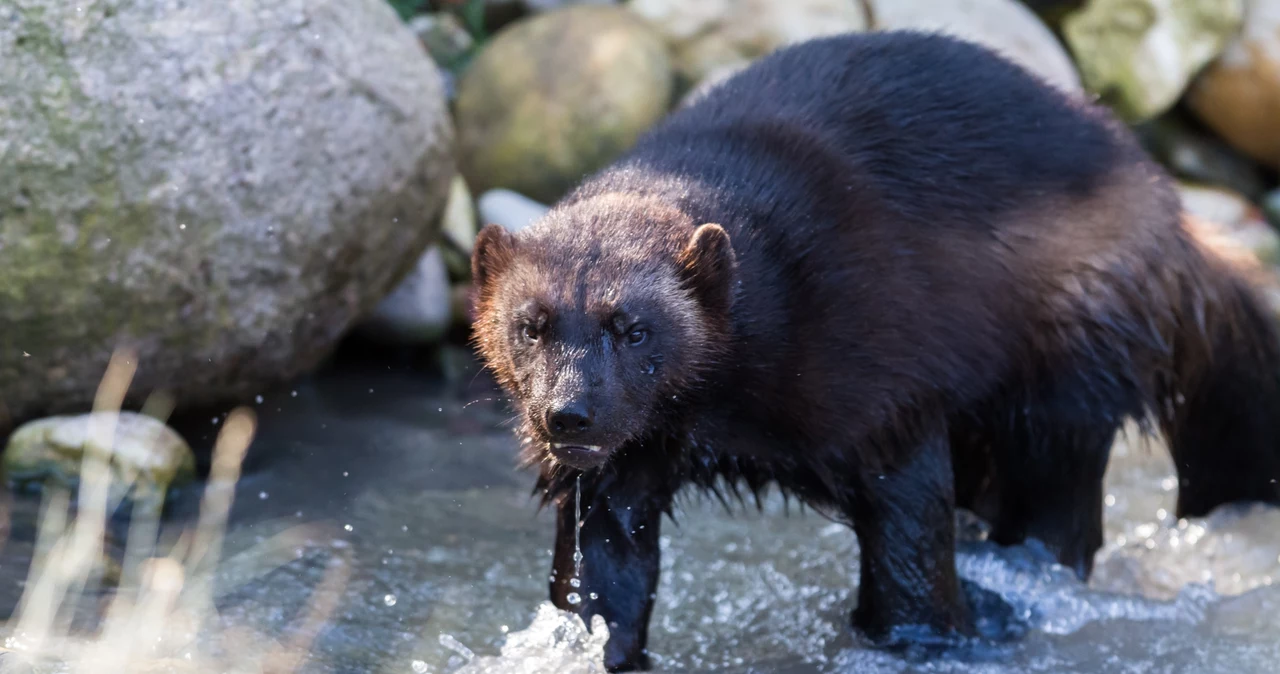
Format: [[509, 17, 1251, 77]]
[[978, 372, 1135, 580]]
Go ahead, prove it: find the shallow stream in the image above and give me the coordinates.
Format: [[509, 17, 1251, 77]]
[[2, 351, 1279, 673]]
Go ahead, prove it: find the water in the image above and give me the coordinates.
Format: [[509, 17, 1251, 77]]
[[0, 351, 1278, 673], [566, 475, 584, 607]]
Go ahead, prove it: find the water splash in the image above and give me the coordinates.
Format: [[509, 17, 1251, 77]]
[[451, 603, 609, 674]]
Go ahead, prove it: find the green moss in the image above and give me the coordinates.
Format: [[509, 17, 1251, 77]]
[[0, 2, 230, 374]]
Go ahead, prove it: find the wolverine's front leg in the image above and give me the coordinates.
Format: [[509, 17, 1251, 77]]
[[548, 465, 677, 672], [847, 415, 973, 646]]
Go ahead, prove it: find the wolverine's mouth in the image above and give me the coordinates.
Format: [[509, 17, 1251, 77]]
[[548, 442, 609, 469], [553, 443, 603, 452]]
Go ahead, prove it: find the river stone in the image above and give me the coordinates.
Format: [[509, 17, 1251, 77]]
[[440, 176, 479, 280], [357, 247, 452, 346], [442, 176, 478, 253], [630, 0, 867, 87], [477, 189, 551, 234], [409, 12, 475, 69], [1185, 0, 1280, 169], [866, 0, 1083, 95], [454, 5, 672, 203], [0, 0, 454, 423], [1061, 0, 1244, 121], [2, 411, 196, 497]]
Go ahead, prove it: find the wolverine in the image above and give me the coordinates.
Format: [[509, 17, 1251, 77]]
[[469, 30, 1280, 671]]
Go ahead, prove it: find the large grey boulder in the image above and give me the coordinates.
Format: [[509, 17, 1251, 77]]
[[0, 0, 455, 422]]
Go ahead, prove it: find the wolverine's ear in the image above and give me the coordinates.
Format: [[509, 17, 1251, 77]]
[[472, 224, 517, 296], [677, 223, 736, 313]]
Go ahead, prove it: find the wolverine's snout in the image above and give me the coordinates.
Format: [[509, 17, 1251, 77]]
[[545, 399, 594, 437]]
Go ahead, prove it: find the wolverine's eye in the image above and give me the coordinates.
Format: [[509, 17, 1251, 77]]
[[520, 324, 539, 343], [627, 327, 649, 347]]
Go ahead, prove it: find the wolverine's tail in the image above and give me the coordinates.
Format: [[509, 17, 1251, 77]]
[[1161, 213, 1280, 518]]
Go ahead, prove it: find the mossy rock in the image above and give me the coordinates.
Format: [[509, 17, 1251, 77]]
[[454, 5, 673, 203], [1062, 0, 1243, 121], [0, 0, 455, 422]]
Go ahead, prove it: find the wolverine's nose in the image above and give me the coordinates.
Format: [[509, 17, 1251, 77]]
[[547, 402, 594, 436]]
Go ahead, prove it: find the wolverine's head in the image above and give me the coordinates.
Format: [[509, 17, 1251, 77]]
[[469, 194, 736, 471]]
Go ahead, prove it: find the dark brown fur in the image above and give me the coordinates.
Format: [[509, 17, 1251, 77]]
[[470, 31, 1280, 671]]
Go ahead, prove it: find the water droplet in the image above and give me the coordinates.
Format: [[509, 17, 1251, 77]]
[[383, 594, 397, 607], [566, 592, 581, 605], [573, 475, 584, 577], [411, 660, 429, 673], [258, 491, 269, 500], [291, 390, 298, 397], [589, 592, 599, 600], [344, 524, 354, 532], [1105, 494, 1116, 507], [255, 395, 264, 404], [211, 417, 220, 425], [343, 471, 349, 477], [569, 578, 581, 588], [500, 624, 509, 633], [179, 223, 186, 230]]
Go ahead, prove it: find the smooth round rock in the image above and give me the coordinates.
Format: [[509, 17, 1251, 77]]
[[631, 0, 867, 87], [454, 5, 672, 202], [1186, 0, 1280, 168], [3, 411, 196, 497], [477, 189, 551, 234], [868, 0, 1083, 95], [0, 0, 454, 422]]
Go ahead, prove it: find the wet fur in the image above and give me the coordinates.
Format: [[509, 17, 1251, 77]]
[[471, 31, 1280, 671]]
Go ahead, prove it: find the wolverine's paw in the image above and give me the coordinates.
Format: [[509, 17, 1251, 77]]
[[853, 580, 1025, 662]]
